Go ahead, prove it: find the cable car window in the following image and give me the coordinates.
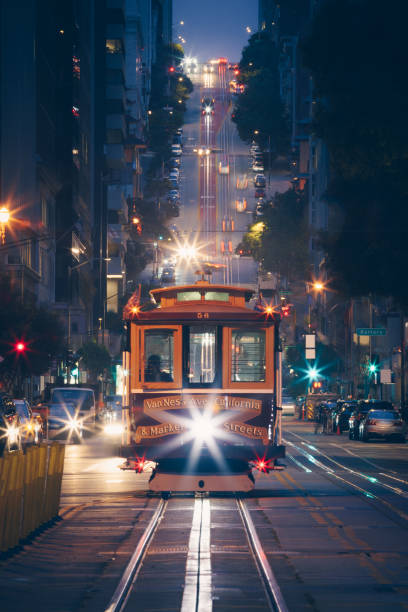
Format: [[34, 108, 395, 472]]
[[144, 330, 174, 382], [204, 291, 229, 302], [177, 291, 202, 301], [188, 326, 217, 383], [231, 330, 266, 382]]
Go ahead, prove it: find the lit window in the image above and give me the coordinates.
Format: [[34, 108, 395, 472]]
[[177, 291, 201, 301], [106, 39, 123, 54], [231, 330, 266, 382], [204, 291, 229, 302]]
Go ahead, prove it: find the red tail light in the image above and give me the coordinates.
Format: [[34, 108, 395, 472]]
[[253, 456, 273, 473]]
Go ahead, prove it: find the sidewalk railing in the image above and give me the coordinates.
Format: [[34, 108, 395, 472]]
[[0, 442, 65, 553]]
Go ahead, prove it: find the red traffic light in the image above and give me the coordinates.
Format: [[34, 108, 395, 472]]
[[312, 381, 322, 389], [15, 341, 26, 353], [281, 306, 291, 317], [168, 66, 175, 73]]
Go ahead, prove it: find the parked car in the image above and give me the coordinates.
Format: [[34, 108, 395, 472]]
[[161, 267, 176, 283], [169, 157, 181, 168], [0, 392, 21, 454], [171, 145, 182, 157], [334, 401, 358, 432], [255, 203, 264, 217], [348, 399, 393, 439], [169, 168, 179, 178], [252, 162, 264, 172], [254, 174, 266, 188], [359, 409, 406, 442], [14, 398, 43, 445], [168, 190, 180, 201], [255, 188, 265, 199]]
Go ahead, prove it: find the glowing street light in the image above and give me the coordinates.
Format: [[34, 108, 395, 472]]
[[0, 206, 10, 244], [313, 281, 324, 291]]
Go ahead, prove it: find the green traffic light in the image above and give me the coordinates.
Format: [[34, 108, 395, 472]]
[[368, 363, 377, 373]]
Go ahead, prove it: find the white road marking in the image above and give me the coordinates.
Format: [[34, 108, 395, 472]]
[[181, 497, 212, 612]]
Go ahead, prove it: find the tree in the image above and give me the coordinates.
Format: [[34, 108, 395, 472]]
[[301, 0, 408, 307], [232, 32, 289, 155], [0, 277, 65, 393], [77, 341, 111, 384], [238, 188, 309, 281]]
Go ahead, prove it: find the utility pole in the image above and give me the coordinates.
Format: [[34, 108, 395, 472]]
[[401, 313, 405, 415]]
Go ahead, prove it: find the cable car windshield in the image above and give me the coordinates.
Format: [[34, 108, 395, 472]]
[[187, 325, 217, 384]]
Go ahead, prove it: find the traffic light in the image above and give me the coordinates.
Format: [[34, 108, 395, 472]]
[[281, 305, 291, 317], [168, 66, 175, 73], [14, 341, 26, 353], [312, 381, 322, 389]]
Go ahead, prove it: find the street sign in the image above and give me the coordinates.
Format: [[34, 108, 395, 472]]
[[356, 328, 386, 336], [380, 369, 393, 384], [279, 290, 291, 296]]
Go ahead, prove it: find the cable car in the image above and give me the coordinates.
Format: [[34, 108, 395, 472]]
[[121, 280, 285, 492]]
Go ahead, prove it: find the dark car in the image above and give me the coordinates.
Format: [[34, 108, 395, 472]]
[[254, 174, 266, 188], [0, 392, 21, 454], [255, 188, 265, 198], [335, 401, 357, 432], [161, 267, 175, 283], [14, 398, 43, 445]]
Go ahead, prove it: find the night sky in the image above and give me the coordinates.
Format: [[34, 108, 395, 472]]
[[173, 0, 258, 63]]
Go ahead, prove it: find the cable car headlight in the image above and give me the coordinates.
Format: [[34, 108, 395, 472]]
[[189, 414, 216, 442]]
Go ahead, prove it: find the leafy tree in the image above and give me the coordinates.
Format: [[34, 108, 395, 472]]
[[233, 32, 289, 155], [238, 188, 309, 281], [0, 277, 65, 393], [77, 341, 111, 383], [301, 0, 408, 307]]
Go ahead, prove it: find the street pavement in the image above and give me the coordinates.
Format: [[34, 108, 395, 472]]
[[1, 419, 408, 610]]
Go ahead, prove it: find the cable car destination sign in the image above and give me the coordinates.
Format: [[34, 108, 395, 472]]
[[134, 395, 269, 445]]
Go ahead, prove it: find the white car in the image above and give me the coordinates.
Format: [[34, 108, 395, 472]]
[[252, 162, 264, 173], [218, 161, 229, 175], [171, 145, 182, 157]]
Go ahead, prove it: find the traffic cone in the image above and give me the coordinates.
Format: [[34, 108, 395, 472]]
[[336, 423, 341, 435]]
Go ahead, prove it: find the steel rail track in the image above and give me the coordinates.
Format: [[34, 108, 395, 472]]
[[237, 498, 289, 612], [104, 499, 167, 612]]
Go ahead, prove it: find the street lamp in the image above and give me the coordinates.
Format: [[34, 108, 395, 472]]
[[0, 206, 10, 244]]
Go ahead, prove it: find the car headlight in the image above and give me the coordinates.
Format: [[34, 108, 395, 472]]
[[68, 419, 82, 431], [7, 426, 19, 443]]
